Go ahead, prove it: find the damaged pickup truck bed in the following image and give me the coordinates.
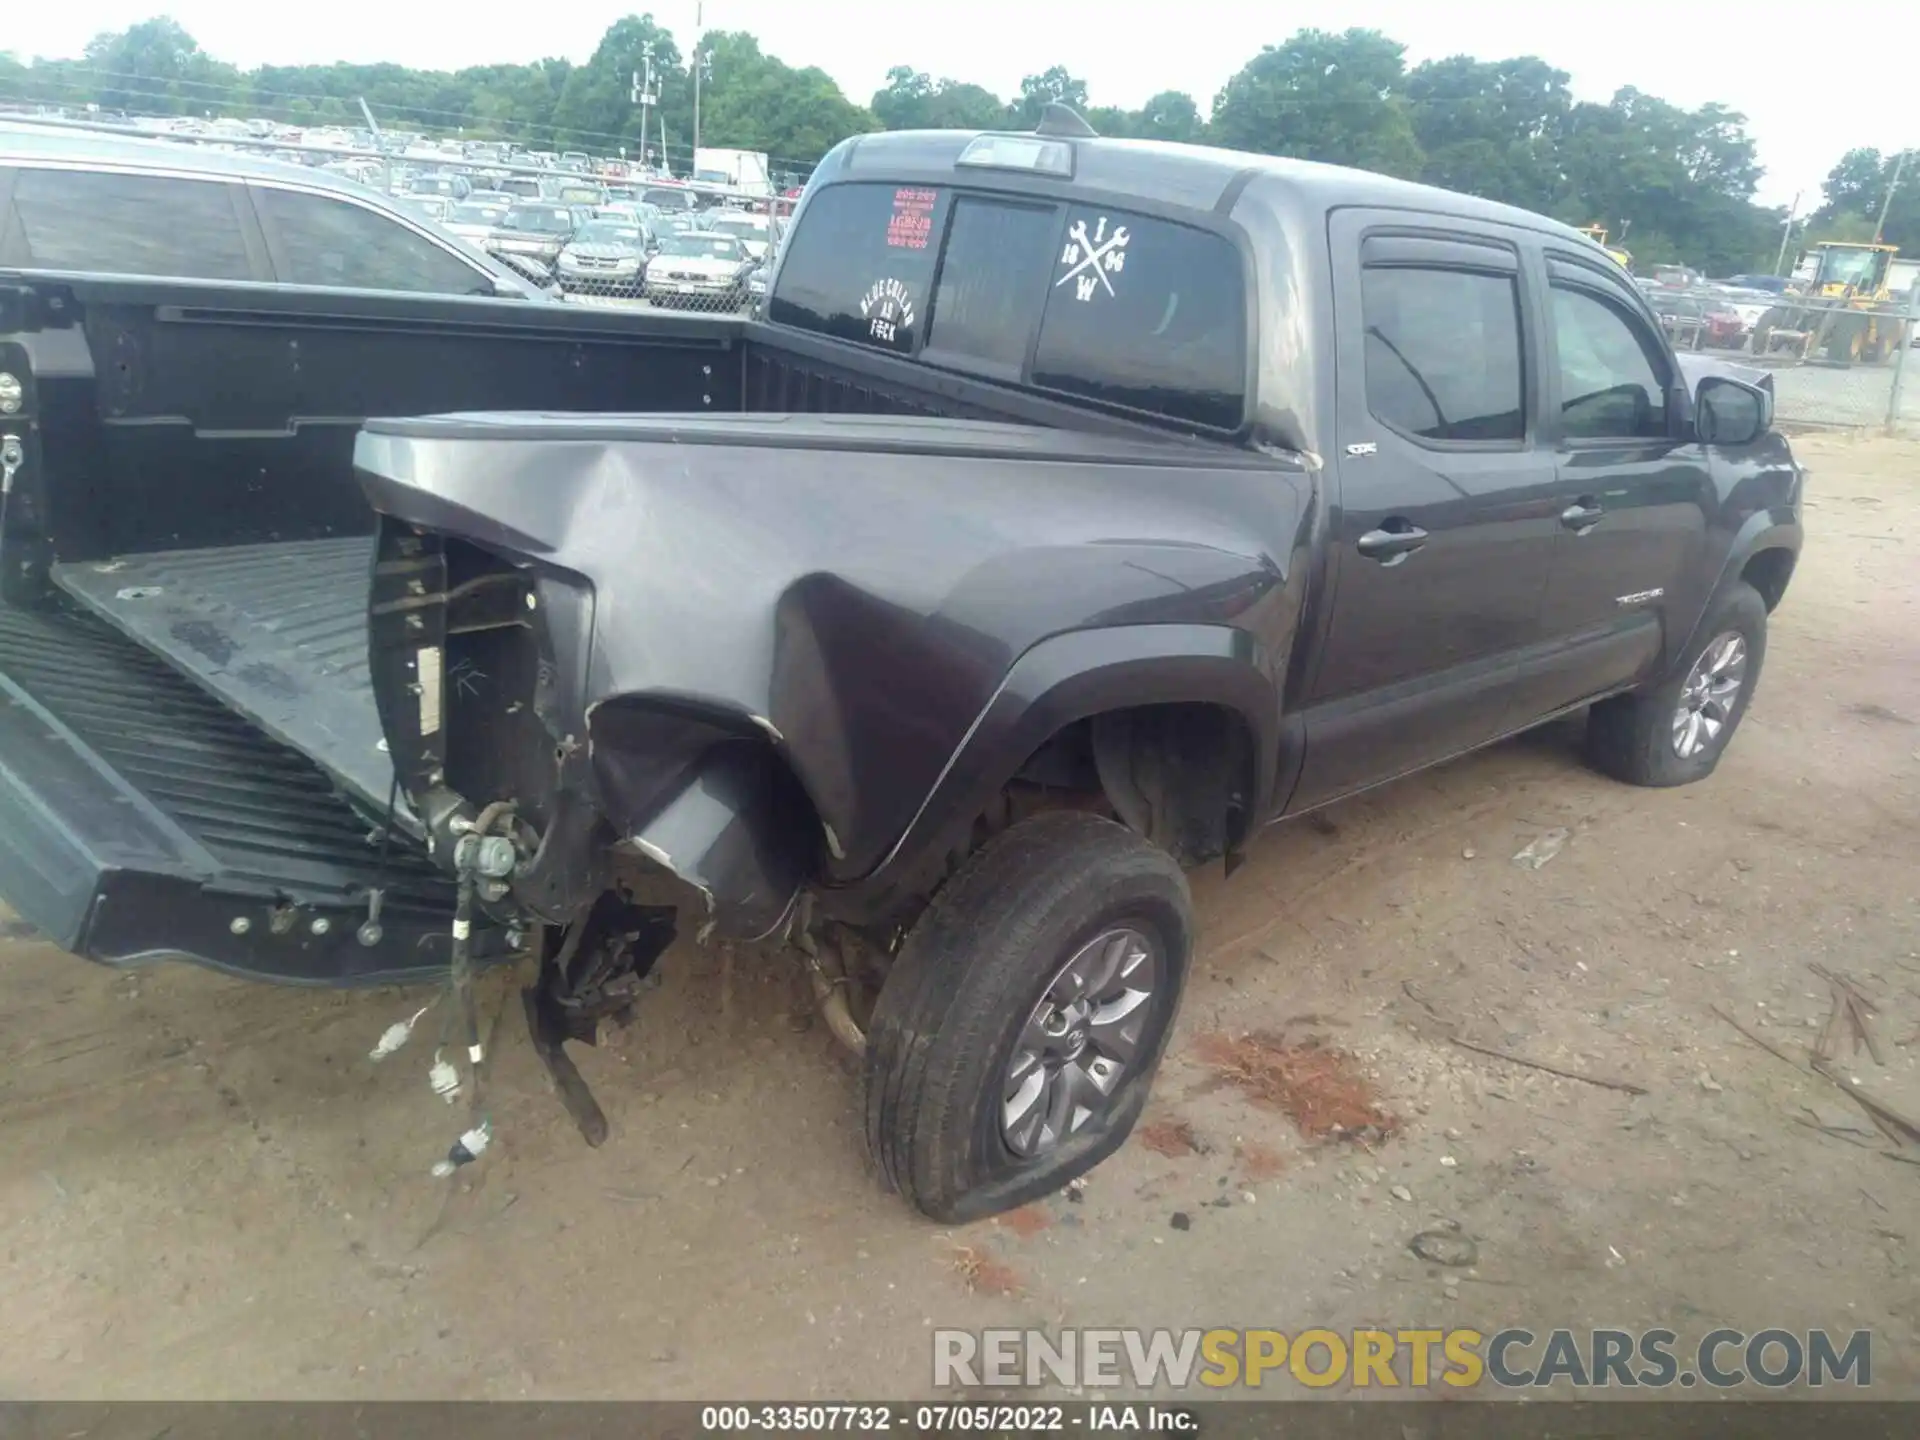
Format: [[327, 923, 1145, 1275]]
[[0, 115, 1802, 1219]]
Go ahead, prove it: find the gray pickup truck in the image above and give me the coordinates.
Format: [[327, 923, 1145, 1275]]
[[0, 113, 1801, 1219]]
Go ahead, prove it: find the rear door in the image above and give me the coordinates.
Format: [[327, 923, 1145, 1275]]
[[1291, 212, 1557, 811], [1519, 253, 1710, 719]]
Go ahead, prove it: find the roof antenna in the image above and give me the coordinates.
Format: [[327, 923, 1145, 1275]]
[[1035, 103, 1098, 140]]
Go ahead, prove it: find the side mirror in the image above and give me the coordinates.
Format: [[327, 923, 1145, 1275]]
[[1695, 376, 1770, 446]]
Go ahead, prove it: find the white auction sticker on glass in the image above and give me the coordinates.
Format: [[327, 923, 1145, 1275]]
[[416, 645, 443, 736]]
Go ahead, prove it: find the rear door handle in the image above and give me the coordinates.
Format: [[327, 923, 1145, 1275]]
[[1560, 498, 1605, 533], [1356, 521, 1428, 565]]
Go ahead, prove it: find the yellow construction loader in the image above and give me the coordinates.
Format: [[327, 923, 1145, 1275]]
[[1751, 242, 1911, 364], [1578, 224, 1634, 270]]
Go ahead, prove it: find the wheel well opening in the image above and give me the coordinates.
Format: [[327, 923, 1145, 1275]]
[[1741, 548, 1796, 612], [1078, 702, 1256, 867], [925, 703, 1256, 920]]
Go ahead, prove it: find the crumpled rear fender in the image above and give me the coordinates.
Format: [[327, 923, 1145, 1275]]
[[588, 700, 816, 943]]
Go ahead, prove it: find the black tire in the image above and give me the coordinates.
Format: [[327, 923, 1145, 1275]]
[[1586, 581, 1767, 787], [864, 811, 1193, 1222]]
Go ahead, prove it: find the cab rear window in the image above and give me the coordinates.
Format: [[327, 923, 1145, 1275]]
[[1033, 205, 1245, 431], [770, 182, 1246, 430]]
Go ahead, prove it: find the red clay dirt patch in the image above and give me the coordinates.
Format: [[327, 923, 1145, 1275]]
[[950, 1245, 1023, 1297], [995, 1204, 1052, 1239], [1137, 1117, 1203, 1158], [1235, 1140, 1288, 1181], [1194, 1031, 1398, 1142]]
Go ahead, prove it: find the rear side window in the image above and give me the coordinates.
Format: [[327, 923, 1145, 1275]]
[[924, 198, 1055, 374], [1360, 267, 1525, 443], [771, 183, 948, 355], [253, 187, 490, 295], [2, 167, 254, 281], [1033, 207, 1246, 430]]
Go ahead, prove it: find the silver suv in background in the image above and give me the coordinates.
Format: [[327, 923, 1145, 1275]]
[[0, 123, 548, 300]]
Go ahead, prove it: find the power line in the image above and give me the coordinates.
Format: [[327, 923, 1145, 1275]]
[[7, 62, 825, 172], [0, 82, 817, 180], [23, 62, 666, 150], [0, 76, 822, 174]]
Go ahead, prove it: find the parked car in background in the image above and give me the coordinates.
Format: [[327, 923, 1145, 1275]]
[[1711, 286, 1778, 343], [487, 202, 580, 272], [555, 218, 656, 298], [549, 179, 607, 207], [641, 229, 753, 308], [321, 157, 386, 189], [444, 198, 512, 246], [1700, 296, 1747, 350], [406, 172, 471, 202], [1724, 274, 1794, 295], [1651, 264, 1705, 288], [398, 194, 453, 225], [488, 249, 564, 299], [705, 209, 773, 262], [1647, 289, 1709, 349], [641, 185, 701, 214]]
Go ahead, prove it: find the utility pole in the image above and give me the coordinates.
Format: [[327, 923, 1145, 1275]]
[[1871, 149, 1908, 246], [691, 1, 709, 169], [630, 41, 658, 175], [1774, 191, 1802, 276]]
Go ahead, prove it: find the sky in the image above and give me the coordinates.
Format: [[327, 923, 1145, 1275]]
[[7, 0, 1916, 208]]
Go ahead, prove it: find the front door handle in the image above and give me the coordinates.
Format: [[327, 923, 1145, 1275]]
[[1560, 498, 1605, 534], [1356, 520, 1428, 565]]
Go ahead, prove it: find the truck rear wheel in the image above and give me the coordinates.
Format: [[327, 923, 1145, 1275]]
[[1585, 581, 1767, 788], [864, 811, 1192, 1222]]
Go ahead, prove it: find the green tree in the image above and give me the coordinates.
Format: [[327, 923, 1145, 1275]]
[[81, 17, 242, 117], [0, 13, 1867, 266], [1554, 89, 1774, 273], [870, 69, 1004, 131], [690, 31, 876, 166], [1406, 55, 1570, 207], [1814, 147, 1918, 251], [1210, 29, 1424, 179], [549, 14, 685, 155], [1132, 90, 1206, 144], [1011, 66, 1090, 128]]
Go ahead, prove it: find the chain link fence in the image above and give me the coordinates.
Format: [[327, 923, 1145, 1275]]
[[1754, 292, 1920, 434], [1647, 283, 1920, 433], [471, 200, 778, 318]]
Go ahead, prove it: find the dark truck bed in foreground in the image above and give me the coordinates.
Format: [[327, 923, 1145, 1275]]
[[0, 274, 1142, 983]]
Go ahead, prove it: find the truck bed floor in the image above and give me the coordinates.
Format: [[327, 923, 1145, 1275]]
[[0, 599, 469, 983], [50, 537, 410, 833]]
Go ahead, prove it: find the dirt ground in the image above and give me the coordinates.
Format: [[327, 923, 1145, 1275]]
[[2, 435, 1916, 1401]]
